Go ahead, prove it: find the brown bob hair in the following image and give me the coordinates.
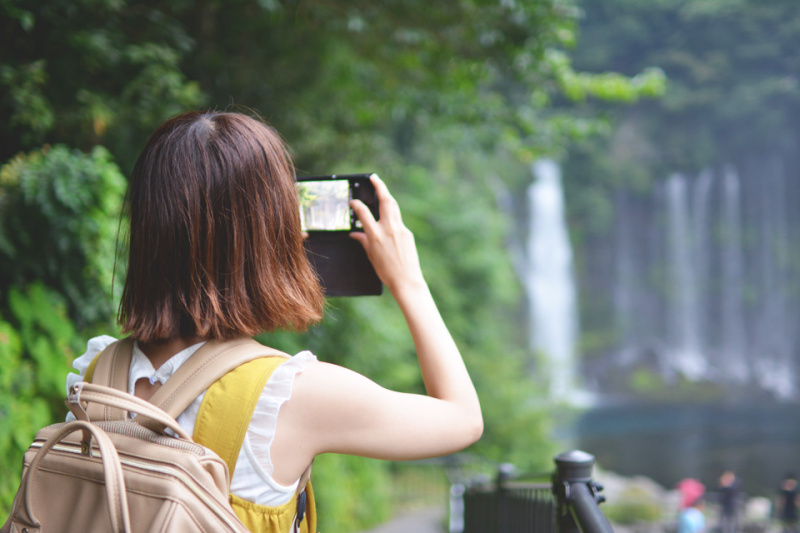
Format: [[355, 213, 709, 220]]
[[118, 111, 324, 342]]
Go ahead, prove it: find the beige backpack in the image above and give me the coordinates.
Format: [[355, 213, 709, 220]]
[[1, 338, 311, 533]]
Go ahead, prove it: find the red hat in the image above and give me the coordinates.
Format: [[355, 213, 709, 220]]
[[677, 478, 705, 508]]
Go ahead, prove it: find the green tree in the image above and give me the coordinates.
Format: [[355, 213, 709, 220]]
[[571, 0, 800, 172], [0, 284, 81, 511], [0, 145, 127, 328], [1, 0, 203, 170], [0, 146, 126, 514]]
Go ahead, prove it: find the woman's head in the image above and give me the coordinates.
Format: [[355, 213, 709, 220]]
[[119, 111, 324, 342]]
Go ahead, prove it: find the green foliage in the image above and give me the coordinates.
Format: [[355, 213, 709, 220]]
[[629, 368, 667, 396], [0, 144, 126, 515], [602, 485, 665, 525], [603, 498, 664, 525], [547, 49, 665, 103], [0, 144, 126, 328], [572, 0, 800, 169], [311, 455, 393, 533], [0, 59, 53, 145], [0, 283, 81, 514], [0, 0, 658, 170], [0, 0, 204, 170], [0, 0, 658, 528], [386, 462, 450, 513]]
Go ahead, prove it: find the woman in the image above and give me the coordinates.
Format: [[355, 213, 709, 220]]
[[66, 111, 483, 528]]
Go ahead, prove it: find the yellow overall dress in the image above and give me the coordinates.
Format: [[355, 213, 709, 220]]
[[193, 356, 317, 533]]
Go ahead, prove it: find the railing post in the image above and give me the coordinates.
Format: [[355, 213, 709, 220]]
[[496, 463, 515, 532], [552, 450, 613, 533]]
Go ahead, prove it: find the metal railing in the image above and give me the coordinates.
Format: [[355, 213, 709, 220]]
[[461, 479, 555, 532], [455, 450, 613, 533], [552, 450, 613, 533]]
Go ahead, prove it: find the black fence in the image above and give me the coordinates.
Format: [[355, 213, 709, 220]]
[[462, 481, 556, 532], [455, 450, 613, 533]]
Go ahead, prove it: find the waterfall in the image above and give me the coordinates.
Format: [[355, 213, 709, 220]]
[[751, 157, 796, 397], [719, 166, 748, 382], [664, 173, 706, 379], [691, 170, 713, 363], [595, 157, 800, 400], [613, 190, 636, 346], [509, 152, 799, 401], [523, 160, 584, 403]]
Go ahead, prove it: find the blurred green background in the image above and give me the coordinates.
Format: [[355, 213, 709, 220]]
[[0, 0, 682, 530]]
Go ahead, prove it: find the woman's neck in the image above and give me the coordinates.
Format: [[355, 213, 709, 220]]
[[137, 336, 205, 370]]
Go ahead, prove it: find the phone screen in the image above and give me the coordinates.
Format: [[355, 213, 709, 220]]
[[295, 173, 382, 296], [297, 179, 351, 231]]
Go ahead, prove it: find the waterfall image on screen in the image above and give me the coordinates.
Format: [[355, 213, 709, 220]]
[[298, 180, 350, 231]]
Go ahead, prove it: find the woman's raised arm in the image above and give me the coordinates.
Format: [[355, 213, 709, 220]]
[[271, 175, 482, 481], [350, 174, 482, 425]]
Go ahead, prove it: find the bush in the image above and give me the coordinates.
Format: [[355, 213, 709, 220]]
[[0, 144, 126, 514], [602, 485, 665, 525], [0, 283, 82, 513], [0, 144, 126, 328]]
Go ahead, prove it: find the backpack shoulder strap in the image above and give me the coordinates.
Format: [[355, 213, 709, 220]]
[[85, 338, 134, 421], [192, 355, 288, 480], [88, 338, 133, 390], [86, 337, 288, 424], [147, 337, 290, 419]]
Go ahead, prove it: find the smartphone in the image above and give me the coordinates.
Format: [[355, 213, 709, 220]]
[[296, 173, 382, 297]]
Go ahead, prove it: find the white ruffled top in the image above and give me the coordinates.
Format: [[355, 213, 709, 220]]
[[65, 335, 315, 506]]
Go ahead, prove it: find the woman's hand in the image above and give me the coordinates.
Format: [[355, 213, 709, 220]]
[[349, 175, 425, 294]]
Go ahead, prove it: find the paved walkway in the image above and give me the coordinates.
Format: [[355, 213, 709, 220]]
[[357, 506, 446, 533]]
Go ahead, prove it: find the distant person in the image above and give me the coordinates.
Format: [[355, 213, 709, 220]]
[[777, 472, 799, 533], [717, 470, 741, 533], [678, 478, 706, 510], [678, 496, 706, 533], [677, 479, 706, 533]]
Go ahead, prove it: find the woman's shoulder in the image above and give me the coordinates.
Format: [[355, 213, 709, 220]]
[[260, 350, 317, 399], [78, 335, 119, 366], [284, 356, 386, 412], [65, 335, 119, 393]]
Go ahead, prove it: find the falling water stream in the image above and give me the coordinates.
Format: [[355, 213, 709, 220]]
[[600, 160, 799, 398], [517, 158, 799, 493], [524, 160, 581, 403]]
